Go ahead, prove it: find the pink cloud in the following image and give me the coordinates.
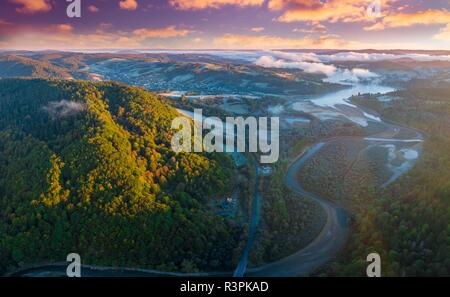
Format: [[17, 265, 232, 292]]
[[251, 27, 265, 32], [133, 26, 193, 38], [169, 0, 264, 10], [88, 5, 99, 13], [268, 0, 397, 23]]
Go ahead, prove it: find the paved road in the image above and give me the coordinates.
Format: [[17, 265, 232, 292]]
[[247, 143, 349, 277], [245, 115, 423, 276], [233, 165, 261, 277]]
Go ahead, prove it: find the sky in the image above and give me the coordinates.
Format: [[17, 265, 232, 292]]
[[0, 0, 450, 50]]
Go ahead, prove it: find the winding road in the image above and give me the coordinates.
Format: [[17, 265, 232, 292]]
[[247, 142, 349, 277], [233, 165, 261, 277]]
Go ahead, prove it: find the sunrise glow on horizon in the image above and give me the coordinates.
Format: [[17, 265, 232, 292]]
[[1, 0, 450, 51]]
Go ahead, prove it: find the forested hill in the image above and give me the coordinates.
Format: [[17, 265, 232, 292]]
[[0, 56, 73, 79], [0, 78, 238, 274]]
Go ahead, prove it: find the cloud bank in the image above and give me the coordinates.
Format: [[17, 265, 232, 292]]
[[317, 52, 450, 62], [254, 51, 380, 84], [255, 55, 337, 75], [365, 9, 450, 31]]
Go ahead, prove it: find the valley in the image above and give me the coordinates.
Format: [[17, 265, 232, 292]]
[[0, 50, 449, 277]]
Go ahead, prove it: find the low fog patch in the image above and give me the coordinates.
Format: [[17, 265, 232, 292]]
[[325, 68, 379, 84], [43, 100, 86, 119]]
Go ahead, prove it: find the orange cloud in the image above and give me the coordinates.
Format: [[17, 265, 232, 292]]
[[213, 33, 358, 49], [9, 0, 52, 14], [133, 26, 193, 38], [169, 0, 264, 10], [0, 24, 196, 50], [270, 0, 389, 23], [54, 24, 74, 32], [119, 0, 138, 11], [364, 9, 450, 31]]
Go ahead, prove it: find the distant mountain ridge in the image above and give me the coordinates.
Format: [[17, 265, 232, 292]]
[[0, 55, 73, 79]]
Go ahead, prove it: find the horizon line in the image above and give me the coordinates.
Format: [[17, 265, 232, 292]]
[[2, 48, 450, 53]]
